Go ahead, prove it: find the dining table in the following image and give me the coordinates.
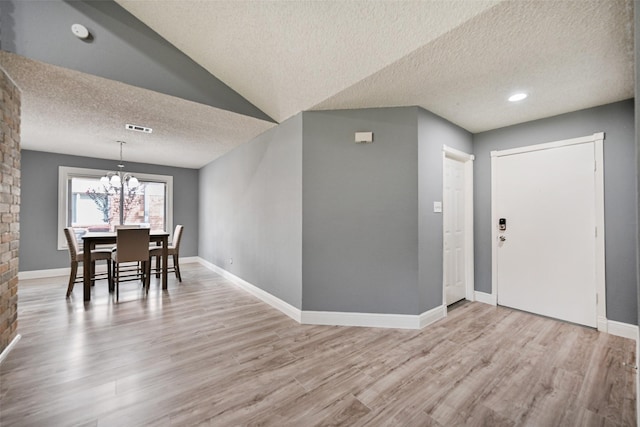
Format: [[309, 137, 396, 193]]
[[81, 230, 170, 302]]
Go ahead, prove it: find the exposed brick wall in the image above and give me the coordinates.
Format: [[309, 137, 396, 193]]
[[0, 69, 20, 354]]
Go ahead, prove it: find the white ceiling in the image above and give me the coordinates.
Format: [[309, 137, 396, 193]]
[[3, 0, 635, 168]]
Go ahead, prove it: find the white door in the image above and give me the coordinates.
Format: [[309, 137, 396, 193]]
[[443, 156, 466, 305], [493, 141, 598, 327]]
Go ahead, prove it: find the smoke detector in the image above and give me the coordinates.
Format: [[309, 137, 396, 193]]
[[71, 24, 90, 40], [126, 124, 153, 134]]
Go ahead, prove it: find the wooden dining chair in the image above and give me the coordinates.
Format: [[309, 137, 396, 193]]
[[64, 227, 112, 298], [150, 225, 184, 282], [111, 228, 151, 301], [112, 224, 145, 267]]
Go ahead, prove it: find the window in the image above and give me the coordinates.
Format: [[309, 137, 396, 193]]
[[58, 166, 173, 249]]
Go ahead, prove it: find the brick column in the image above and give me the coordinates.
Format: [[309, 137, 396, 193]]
[[0, 68, 20, 354]]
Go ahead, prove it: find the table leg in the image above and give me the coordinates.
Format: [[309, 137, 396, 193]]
[[83, 238, 92, 301], [162, 236, 168, 290]]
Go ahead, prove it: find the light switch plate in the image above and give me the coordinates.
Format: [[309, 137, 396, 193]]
[[433, 201, 442, 213]]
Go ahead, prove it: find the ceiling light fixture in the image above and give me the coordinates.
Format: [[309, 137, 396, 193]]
[[101, 141, 139, 191], [100, 141, 140, 226], [508, 93, 528, 102]]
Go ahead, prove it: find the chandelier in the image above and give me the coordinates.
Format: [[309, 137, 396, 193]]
[[101, 140, 139, 191]]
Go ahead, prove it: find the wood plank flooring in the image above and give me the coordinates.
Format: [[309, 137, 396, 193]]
[[0, 263, 636, 426]]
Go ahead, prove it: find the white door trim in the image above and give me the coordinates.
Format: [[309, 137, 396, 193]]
[[491, 133, 602, 157], [443, 145, 475, 306], [490, 132, 606, 330], [593, 134, 606, 331]]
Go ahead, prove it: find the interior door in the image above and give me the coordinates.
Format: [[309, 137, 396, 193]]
[[443, 156, 466, 305], [494, 142, 597, 327]]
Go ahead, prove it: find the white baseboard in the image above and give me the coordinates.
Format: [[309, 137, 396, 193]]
[[605, 320, 639, 341], [19, 256, 199, 281], [302, 310, 417, 329], [0, 334, 21, 365], [301, 305, 446, 330], [474, 291, 497, 306], [19, 267, 71, 280], [199, 258, 446, 330], [420, 304, 447, 328], [197, 257, 302, 323], [597, 316, 608, 333]]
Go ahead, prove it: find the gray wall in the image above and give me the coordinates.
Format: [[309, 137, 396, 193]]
[[0, 0, 272, 122], [200, 106, 471, 315], [20, 150, 199, 271], [302, 108, 420, 314], [635, 0, 639, 329], [199, 115, 302, 308], [417, 108, 473, 312], [473, 100, 637, 324]]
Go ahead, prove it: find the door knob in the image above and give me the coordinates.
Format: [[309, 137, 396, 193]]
[[499, 236, 506, 242]]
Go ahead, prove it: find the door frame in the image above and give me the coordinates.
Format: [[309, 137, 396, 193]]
[[442, 145, 475, 307], [490, 132, 606, 330]]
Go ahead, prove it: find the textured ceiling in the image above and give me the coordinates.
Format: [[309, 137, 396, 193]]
[[314, 0, 635, 132], [115, 0, 502, 124], [0, 51, 275, 168], [117, 0, 634, 132], [3, 0, 634, 168]]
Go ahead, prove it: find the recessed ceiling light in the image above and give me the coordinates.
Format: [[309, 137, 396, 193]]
[[508, 93, 528, 102]]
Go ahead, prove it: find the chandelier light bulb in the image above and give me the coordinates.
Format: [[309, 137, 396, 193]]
[[110, 174, 121, 187], [128, 176, 139, 188]]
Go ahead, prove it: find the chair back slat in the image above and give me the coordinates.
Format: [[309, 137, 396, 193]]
[[114, 225, 142, 230], [63, 227, 79, 261], [115, 228, 150, 262], [172, 225, 184, 250]]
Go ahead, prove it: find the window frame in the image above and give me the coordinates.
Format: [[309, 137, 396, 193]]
[[58, 166, 174, 250]]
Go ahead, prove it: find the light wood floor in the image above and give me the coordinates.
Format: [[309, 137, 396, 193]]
[[0, 263, 636, 426]]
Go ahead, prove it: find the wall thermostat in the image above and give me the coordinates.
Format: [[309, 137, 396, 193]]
[[355, 131, 373, 143]]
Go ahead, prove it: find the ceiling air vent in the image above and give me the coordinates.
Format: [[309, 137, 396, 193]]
[[126, 124, 153, 134]]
